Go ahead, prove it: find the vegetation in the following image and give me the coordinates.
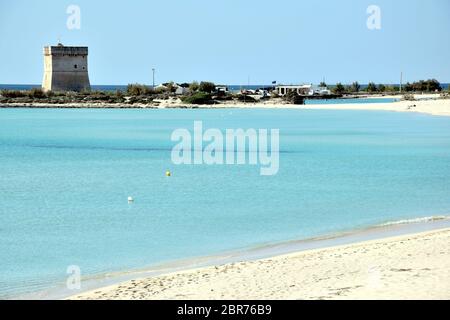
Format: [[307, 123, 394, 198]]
[[198, 81, 216, 93], [126, 84, 152, 96], [282, 91, 304, 104], [333, 83, 346, 94], [164, 82, 177, 93], [351, 81, 360, 93], [28, 88, 46, 98], [1, 90, 27, 98], [319, 81, 327, 87], [366, 82, 378, 93], [189, 81, 200, 92], [403, 94, 415, 101], [403, 79, 441, 92], [237, 94, 258, 103], [1, 78, 444, 106]]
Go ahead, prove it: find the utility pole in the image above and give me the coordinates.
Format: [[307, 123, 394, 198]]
[[400, 71, 403, 93]]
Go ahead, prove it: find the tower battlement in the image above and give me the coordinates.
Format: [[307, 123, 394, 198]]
[[43, 46, 88, 57], [42, 44, 91, 92]]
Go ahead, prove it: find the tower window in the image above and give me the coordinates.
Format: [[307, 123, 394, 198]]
[[74, 64, 78, 69]]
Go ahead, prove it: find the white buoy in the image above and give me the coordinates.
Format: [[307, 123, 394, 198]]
[[128, 196, 134, 203]]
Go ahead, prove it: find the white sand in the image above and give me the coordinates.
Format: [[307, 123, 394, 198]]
[[69, 228, 450, 300], [300, 97, 450, 117], [208, 95, 450, 117]]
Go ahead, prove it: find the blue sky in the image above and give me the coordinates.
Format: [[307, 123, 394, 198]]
[[0, 0, 449, 85]]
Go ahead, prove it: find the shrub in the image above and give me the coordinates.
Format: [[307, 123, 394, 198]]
[[351, 81, 361, 93], [237, 94, 257, 103], [282, 91, 304, 104], [332, 83, 346, 94], [404, 79, 441, 92], [189, 81, 200, 92], [366, 82, 378, 93], [403, 94, 415, 101], [181, 92, 213, 104], [165, 82, 177, 93], [154, 86, 168, 94], [28, 88, 45, 98], [0, 90, 26, 98], [127, 84, 152, 96]]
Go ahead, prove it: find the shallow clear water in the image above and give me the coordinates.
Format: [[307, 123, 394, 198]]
[[1, 108, 450, 298]]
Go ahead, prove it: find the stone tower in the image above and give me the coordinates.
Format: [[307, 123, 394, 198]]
[[42, 44, 90, 92]]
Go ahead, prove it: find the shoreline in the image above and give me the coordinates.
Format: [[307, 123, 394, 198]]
[[1, 95, 449, 117], [66, 222, 450, 300], [15, 215, 444, 300]]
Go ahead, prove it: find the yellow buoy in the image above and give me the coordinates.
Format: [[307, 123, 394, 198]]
[[165, 170, 171, 177]]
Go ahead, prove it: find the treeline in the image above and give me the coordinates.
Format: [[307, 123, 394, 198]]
[[0, 81, 223, 105], [330, 79, 444, 94], [0, 88, 128, 104]]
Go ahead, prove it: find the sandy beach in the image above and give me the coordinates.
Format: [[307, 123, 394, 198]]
[[2, 95, 450, 117], [69, 227, 450, 300]]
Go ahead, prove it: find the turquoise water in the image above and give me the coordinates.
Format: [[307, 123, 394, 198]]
[[1, 108, 450, 298]]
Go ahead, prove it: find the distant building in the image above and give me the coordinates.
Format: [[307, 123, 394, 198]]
[[276, 84, 331, 96], [175, 86, 190, 95], [216, 86, 229, 93], [42, 43, 90, 92], [308, 85, 331, 96]]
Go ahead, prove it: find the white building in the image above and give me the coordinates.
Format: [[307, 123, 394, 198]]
[[216, 86, 229, 93], [275, 84, 332, 96], [276, 84, 311, 96]]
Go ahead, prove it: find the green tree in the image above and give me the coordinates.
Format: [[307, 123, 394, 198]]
[[189, 81, 200, 92], [404, 82, 413, 92], [199, 81, 216, 93], [127, 84, 150, 96], [181, 92, 213, 104], [28, 88, 45, 98], [385, 85, 398, 93], [378, 84, 386, 92], [319, 81, 327, 87], [351, 81, 360, 93], [166, 81, 177, 93]]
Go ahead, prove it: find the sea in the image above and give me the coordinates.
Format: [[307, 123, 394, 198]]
[[1, 107, 450, 299]]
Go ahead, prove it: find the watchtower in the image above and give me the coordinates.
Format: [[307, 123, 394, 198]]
[[42, 43, 90, 92]]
